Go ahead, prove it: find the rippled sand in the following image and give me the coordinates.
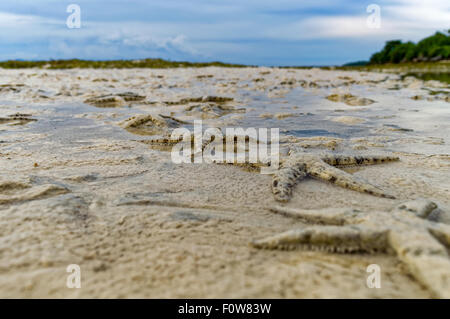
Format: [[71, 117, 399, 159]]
[[0, 67, 449, 298]]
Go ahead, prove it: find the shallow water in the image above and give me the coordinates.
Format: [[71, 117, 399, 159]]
[[403, 72, 450, 84], [2, 71, 449, 156]]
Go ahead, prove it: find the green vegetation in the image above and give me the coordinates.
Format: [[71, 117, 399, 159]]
[[335, 61, 450, 83], [338, 31, 450, 83], [369, 30, 450, 64], [0, 58, 248, 69], [402, 72, 450, 85]]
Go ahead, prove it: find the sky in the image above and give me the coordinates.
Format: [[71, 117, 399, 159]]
[[0, 0, 449, 66]]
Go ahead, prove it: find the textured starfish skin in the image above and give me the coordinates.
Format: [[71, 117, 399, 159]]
[[85, 92, 145, 107], [251, 199, 450, 298], [272, 153, 399, 202]]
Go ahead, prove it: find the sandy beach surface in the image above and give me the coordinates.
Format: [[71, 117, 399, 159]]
[[0, 67, 449, 298]]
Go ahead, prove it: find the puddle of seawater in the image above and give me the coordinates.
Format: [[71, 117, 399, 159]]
[[1, 76, 449, 157], [226, 87, 375, 139], [286, 129, 339, 137], [402, 72, 450, 85]]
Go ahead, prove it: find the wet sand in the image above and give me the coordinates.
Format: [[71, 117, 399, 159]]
[[0, 67, 449, 298]]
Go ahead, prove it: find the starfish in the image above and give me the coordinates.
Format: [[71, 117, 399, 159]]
[[0, 179, 69, 205], [0, 113, 36, 126], [120, 114, 189, 136], [136, 127, 399, 202], [272, 151, 399, 202], [84, 92, 145, 107], [251, 199, 450, 298]]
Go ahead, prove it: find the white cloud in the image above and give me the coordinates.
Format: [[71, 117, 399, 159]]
[[0, 12, 41, 26], [0, 11, 200, 59], [264, 1, 449, 41], [0, 0, 448, 63]]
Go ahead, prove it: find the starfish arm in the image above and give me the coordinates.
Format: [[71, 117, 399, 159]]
[[269, 206, 362, 225], [305, 159, 395, 198], [212, 160, 266, 173], [140, 136, 183, 145], [321, 155, 399, 167], [388, 230, 450, 298], [251, 225, 388, 253], [428, 223, 450, 247], [271, 164, 307, 202], [393, 199, 437, 218]]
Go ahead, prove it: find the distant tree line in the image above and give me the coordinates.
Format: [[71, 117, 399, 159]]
[[0, 58, 247, 69], [369, 30, 450, 64]]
